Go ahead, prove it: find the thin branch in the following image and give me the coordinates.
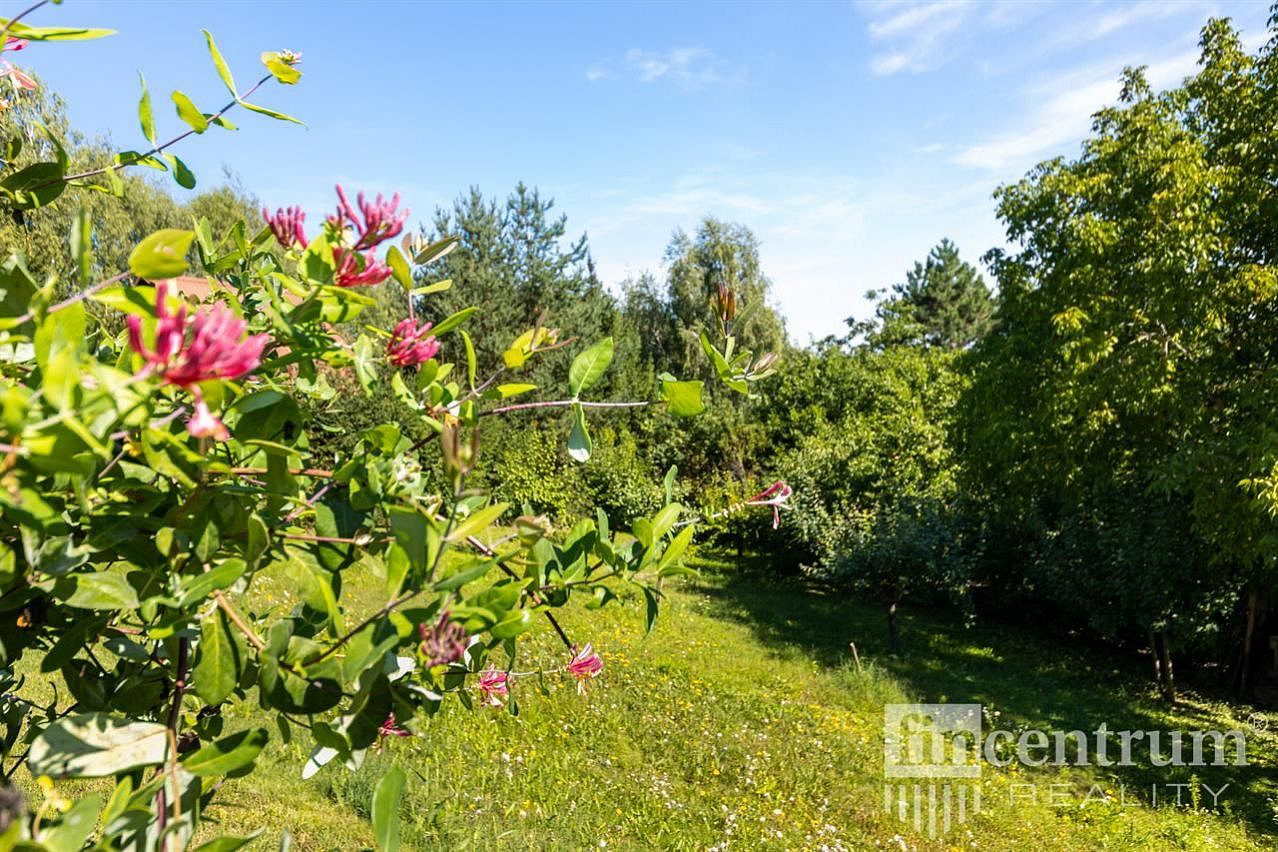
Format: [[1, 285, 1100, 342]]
[[467, 534, 574, 650], [228, 466, 334, 478], [29, 75, 275, 192], [213, 591, 265, 651], [13, 271, 128, 326], [483, 399, 650, 417]]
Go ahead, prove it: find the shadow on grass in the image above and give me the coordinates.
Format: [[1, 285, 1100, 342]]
[[686, 550, 1278, 837]]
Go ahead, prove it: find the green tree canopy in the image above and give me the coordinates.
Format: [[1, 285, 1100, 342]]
[[858, 238, 994, 350]]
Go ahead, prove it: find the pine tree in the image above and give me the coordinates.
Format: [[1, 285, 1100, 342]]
[[865, 239, 994, 350]]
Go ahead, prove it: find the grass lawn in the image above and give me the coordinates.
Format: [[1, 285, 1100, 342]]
[[20, 551, 1278, 850]]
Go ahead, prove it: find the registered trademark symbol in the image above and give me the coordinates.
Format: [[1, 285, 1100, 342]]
[[1245, 713, 1269, 734]]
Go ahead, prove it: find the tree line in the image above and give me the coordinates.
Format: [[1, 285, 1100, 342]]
[[9, 11, 1278, 703]]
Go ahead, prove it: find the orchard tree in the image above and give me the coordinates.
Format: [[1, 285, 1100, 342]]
[[960, 15, 1278, 696]]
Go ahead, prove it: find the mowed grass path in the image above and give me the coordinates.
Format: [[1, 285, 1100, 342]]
[[184, 552, 1278, 850]]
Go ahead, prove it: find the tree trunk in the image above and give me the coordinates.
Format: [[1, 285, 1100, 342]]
[[887, 602, 900, 654], [1148, 628, 1162, 692], [1238, 587, 1260, 699], [1155, 630, 1175, 702]]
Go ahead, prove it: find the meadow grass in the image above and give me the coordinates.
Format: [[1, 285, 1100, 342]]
[[19, 550, 1278, 850]]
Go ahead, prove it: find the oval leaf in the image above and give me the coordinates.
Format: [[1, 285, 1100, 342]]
[[129, 229, 194, 280]]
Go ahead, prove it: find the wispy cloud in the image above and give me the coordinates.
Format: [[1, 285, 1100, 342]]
[[952, 47, 1202, 170], [861, 0, 976, 76], [587, 47, 739, 87]]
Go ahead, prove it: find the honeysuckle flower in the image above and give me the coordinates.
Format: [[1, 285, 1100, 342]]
[[187, 398, 230, 441], [332, 184, 408, 250], [746, 480, 793, 529], [332, 246, 393, 287], [387, 318, 440, 367], [127, 283, 269, 440], [378, 712, 410, 740], [567, 643, 603, 694], [263, 205, 308, 249], [477, 667, 508, 706], [419, 614, 467, 668], [0, 60, 35, 92]]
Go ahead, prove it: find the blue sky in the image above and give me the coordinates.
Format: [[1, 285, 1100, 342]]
[[21, 0, 1274, 341]]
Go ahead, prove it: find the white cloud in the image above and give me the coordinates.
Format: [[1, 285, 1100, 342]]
[[585, 64, 609, 82], [952, 47, 1201, 170], [620, 47, 738, 87], [861, 0, 976, 76], [581, 171, 1001, 342]]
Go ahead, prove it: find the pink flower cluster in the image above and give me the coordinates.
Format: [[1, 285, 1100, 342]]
[[127, 283, 269, 440], [1, 38, 35, 93], [477, 668, 508, 706], [262, 185, 409, 288], [387, 318, 440, 367], [567, 644, 604, 694], [746, 480, 793, 529], [262, 205, 307, 249], [378, 712, 410, 741], [419, 614, 467, 667]]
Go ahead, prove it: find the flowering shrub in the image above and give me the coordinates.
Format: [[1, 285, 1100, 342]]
[[0, 6, 783, 849]]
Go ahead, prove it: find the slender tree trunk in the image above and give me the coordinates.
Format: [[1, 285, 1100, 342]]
[[1155, 630, 1175, 702], [1148, 628, 1162, 692], [1238, 587, 1260, 699], [887, 601, 900, 654]]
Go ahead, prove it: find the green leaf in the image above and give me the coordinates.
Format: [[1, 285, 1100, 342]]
[[495, 382, 536, 399], [491, 608, 533, 639], [433, 558, 493, 592], [658, 524, 695, 572], [388, 507, 429, 574], [661, 378, 704, 417], [172, 90, 209, 133], [181, 558, 247, 607], [651, 503, 682, 542], [0, 161, 67, 208], [445, 503, 509, 544], [372, 766, 406, 852], [0, 254, 36, 326], [64, 571, 138, 610], [260, 51, 302, 84], [33, 300, 86, 410], [461, 329, 477, 386], [3, 22, 115, 41], [182, 728, 268, 777], [39, 793, 101, 852], [431, 306, 476, 336], [569, 337, 614, 396], [69, 207, 92, 283], [137, 72, 156, 144], [410, 278, 452, 296], [204, 30, 237, 96], [386, 245, 412, 290], [412, 236, 459, 265], [192, 833, 265, 852], [193, 610, 240, 705], [28, 713, 168, 778], [163, 153, 196, 189], [567, 402, 592, 463], [129, 229, 194, 280], [238, 100, 305, 126], [88, 284, 156, 317]]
